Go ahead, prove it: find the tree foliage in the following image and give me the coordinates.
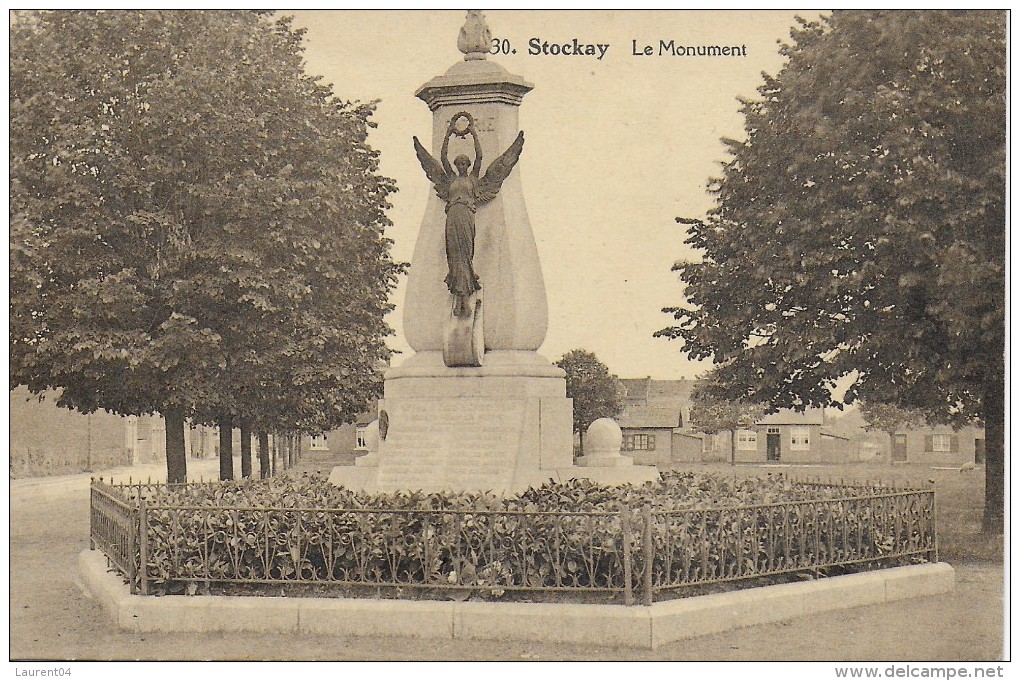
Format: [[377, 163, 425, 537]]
[[555, 349, 625, 452], [690, 392, 767, 439], [859, 401, 927, 437], [658, 11, 1005, 530], [10, 10, 402, 480], [689, 371, 767, 465]]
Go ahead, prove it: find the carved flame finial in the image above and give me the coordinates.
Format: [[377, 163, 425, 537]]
[[457, 10, 491, 61]]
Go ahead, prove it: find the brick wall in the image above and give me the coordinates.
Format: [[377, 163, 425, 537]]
[[10, 387, 131, 477]]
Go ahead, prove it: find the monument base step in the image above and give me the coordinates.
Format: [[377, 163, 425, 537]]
[[576, 454, 635, 468]]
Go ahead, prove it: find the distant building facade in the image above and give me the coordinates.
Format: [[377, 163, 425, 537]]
[[880, 425, 985, 466], [10, 386, 165, 477], [305, 410, 375, 459], [616, 377, 701, 465], [745, 409, 852, 464]]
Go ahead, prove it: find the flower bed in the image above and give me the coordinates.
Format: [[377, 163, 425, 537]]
[[90, 472, 937, 605]]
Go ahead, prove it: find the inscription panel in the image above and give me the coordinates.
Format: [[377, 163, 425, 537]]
[[374, 398, 525, 491]]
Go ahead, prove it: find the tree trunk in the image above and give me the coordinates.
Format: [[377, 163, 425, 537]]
[[730, 429, 737, 466], [578, 429, 585, 458], [982, 373, 1004, 534], [240, 422, 252, 478], [85, 414, 92, 471], [164, 407, 187, 484], [218, 415, 234, 481], [258, 431, 270, 480], [271, 433, 278, 476]]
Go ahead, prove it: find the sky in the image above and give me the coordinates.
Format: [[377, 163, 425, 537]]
[[287, 10, 823, 380]]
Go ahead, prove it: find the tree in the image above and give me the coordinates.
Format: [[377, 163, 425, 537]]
[[690, 372, 767, 466], [555, 350, 625, 456], [10, 11, 401, 482], [657, 11, 1005, 531], [858, 401, 928, 461]]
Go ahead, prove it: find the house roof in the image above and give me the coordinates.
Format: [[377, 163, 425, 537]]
[[618, 377, 693, 429], [616, 377, 697, 430], [620, 378, 651, 402], [647, 379, 695, 402], [620, 377, 695, 404], [756, 408, 825, 426], [617, 406, 683, 429]]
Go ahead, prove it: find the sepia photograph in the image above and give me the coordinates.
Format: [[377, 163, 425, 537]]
[[9, 8, 1007, 672]]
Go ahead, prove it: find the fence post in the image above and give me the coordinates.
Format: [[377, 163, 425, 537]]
[[619, 506, 634, 606], [642, 505, 653, 607], [127, 497, 137, 595], [139, 497, 149, 596], [88, 479, 96, 551]]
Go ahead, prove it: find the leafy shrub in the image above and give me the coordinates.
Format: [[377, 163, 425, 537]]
[[108, 472, 935, 599]]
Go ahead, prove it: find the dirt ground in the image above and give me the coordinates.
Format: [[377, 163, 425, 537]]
[[8, 459, 1006, 661]]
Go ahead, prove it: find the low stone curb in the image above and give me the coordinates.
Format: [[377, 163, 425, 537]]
[[78, 550, 954, 649]]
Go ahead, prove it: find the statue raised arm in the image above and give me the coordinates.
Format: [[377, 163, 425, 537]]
[[412, 112, 526, 319]]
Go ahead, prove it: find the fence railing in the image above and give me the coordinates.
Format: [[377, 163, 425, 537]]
[[642, 490, 936, 603], [89, 482, 138, 584], [89, 478, 937, 605]]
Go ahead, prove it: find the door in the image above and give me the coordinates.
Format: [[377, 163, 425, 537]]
[[766, 430, 781, 461], [892, 434, 908, 462]]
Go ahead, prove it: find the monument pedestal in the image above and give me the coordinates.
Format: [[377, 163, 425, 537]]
[[328, 352, 659, 494]]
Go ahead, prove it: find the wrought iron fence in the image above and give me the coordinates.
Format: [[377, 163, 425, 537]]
[[638, 490, 937, 604], [89, 480, 138, 583], [89, 478, 937, 605]]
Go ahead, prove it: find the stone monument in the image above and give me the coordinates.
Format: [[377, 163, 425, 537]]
[[329, 10, 658, 494]]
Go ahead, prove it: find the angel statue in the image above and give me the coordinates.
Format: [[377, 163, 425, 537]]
[[413, 112, 525, 318]]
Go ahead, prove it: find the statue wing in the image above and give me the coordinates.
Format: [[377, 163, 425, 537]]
[[476, 131, 524, 202], [413, 136, 450, 201]]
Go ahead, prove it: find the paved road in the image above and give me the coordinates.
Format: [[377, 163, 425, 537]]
[[9, 460, 1006, 661]]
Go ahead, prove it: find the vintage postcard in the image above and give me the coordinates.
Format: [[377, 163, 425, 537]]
[[9, 9, 1006, 672]]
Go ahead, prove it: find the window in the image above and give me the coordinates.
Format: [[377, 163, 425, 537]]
[[623, 434, 655, 451], [309, 434, 329, 451], [355, 426, 368, 450], [702, 434, 716, 453], [736, 429, 757, 451], [931, 434, 952, 452], [790, 426, 810, 451]]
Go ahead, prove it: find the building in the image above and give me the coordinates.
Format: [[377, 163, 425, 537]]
[[10, 386, 166, 477], [11, 385, 390, 477], [617, 381, 854, 465], [885, 425, 986, 465], [616, 377, 701, 465], [306, 410, 376, 460], [10, 387, 266, 477], [737, 408, 853, 464], [611, 379, 989, 468], [823, 407, 986, 466]]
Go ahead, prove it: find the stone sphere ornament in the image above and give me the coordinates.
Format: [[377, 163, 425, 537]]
[[586, 418, 624, 456]]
